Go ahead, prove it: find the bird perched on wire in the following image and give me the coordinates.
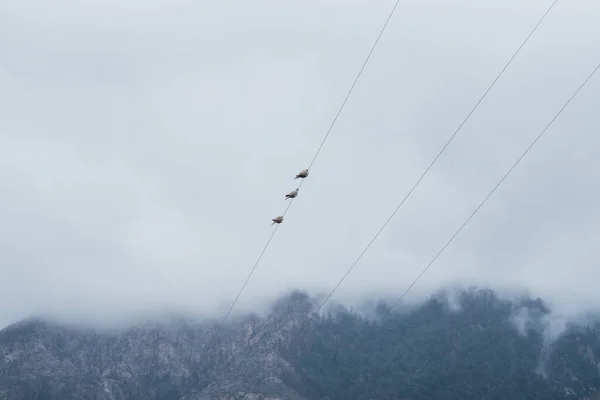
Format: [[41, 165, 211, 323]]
[[271, 216, 283, 225], [294, 169, 309, 179], [285, 188, 299, 200]]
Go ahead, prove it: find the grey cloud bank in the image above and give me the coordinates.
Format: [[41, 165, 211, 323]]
[[0, 0, 599, 329]]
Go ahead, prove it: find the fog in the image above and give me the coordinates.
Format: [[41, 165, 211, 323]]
[[1, 0, 599, 330]]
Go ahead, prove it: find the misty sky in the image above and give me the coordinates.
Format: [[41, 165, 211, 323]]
[[1, 0, 599, 329]]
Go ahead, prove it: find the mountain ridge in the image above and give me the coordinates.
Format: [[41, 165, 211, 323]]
[[1, 288, 600, 400]]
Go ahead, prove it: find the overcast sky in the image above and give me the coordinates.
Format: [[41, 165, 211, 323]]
[[1, 0, 599, 329]]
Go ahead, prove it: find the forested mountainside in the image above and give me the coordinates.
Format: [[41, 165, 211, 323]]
[[1, 288, 600, 400]]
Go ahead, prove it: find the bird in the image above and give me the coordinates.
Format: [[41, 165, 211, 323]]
[[271, 216, 283, 225], [294, 169, 309, 179], [285, 188, 299, 200]]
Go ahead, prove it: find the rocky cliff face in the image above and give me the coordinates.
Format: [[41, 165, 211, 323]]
[[0, 292, 312, 400], [1, 289, 599, 400]]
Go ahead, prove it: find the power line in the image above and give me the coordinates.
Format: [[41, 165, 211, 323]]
[[214, 0, 404, 331], [389, 60, 600, 312], [196, 0, 405, 367], [216, 0, 560, 344], [290, 0, 561, 336], [190, 0, 576, 390], [203, 0, 566, 376], [293, 59, 600, 341], [216, 187, 298, 332], [306, 0, 404, 172]]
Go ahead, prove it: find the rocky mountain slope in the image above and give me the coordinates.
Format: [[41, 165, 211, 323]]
[[1, 288, 600, 400]]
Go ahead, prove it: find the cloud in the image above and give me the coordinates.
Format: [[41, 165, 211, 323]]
[[1, 0, 599, 329]]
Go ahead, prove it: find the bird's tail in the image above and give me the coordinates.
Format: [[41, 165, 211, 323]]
[[271, 220, 276, 225], [294, 176, 299, 179]]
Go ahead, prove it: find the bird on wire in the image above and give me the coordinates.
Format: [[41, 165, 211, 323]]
[[294, 169, 309, 179], [285, 188, 299, 200]]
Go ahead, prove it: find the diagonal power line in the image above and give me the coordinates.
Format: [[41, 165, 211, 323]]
[[199, 0, 405, 361], [209, 57, 597, 384], [199, 0, 569, 382], [212, 0, 566, 367], [294, 60, 600, 341], [292, 0, 562, 332], [216, 0, 560, 342], [305, 0, 405, 172], [390, 60, 600, 311]]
